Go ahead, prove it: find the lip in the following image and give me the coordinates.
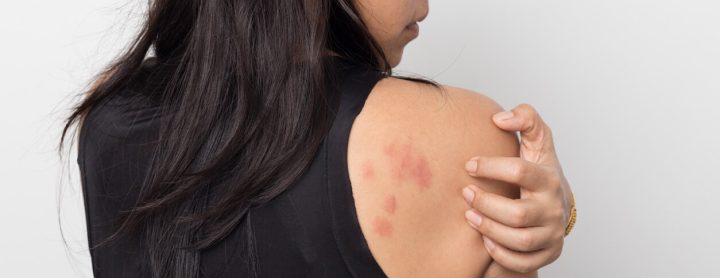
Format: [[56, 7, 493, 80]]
[[405, 22, 419, 36]]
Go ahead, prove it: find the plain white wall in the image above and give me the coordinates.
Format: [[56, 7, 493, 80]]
[[1, 0, 718, 277]]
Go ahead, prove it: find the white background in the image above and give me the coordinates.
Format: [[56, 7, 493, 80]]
[[1, 0, 719, 277]]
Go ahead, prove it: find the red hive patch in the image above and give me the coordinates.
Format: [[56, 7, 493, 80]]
[[382, 139, 433, 191], [361, 160, 375, 180], [372, 216, 393, 237], [411, 154, 432, 190], [396, 142, 413, 180], [383, 195, 397, 214], [382, 142, 397, 157]]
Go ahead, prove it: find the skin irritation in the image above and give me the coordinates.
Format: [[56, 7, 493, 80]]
[[383, 194, 397, 214], [372, 216, 394, 237], [359, 160, 396, 237], [361, 160, 376, 180], [366, 138, 434, 237], [382, 139, 433, 190]]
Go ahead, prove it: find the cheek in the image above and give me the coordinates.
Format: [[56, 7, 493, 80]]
[[359, 0, 412, 44]]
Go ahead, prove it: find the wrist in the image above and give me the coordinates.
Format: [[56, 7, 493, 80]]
[[561, 183, 573, 217]]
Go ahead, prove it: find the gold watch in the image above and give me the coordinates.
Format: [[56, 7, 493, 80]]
[[564, 192, 576, 237]]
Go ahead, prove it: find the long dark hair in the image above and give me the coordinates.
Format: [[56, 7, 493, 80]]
[[60, 0, 438, 277]]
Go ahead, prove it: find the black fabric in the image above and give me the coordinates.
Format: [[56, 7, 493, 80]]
[[77, 57, 387, 277]]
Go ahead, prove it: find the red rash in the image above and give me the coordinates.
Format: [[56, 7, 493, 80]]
[[411, 155, 432, 190], [372, 216, 393, 237], [361, 160, 375, 180], [383, 195, 397, 214], [382, 141, 397, 156], [382, 140, 433, 190]]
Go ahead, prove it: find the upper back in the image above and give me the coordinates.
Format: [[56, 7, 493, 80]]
[[78, 57, 523, 277], [347, 76, 521, 277]]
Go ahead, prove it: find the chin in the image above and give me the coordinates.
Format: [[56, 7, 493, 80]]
[[387, 50, 404, 68]]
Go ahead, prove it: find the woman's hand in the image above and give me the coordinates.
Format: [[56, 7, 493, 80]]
[[462, 103, 573, 273]]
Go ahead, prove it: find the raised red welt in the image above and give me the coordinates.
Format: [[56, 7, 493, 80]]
[[372, 216, 393, 237], [383, 194, 397, 214]]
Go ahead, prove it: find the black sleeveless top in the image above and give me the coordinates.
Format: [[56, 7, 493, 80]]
[[77, 57, 388, 277]]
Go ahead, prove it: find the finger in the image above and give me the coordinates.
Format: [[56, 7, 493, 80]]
[[465, 209, 558, 252], [492, 104, 549, 143], [463, 185, 544, 227], [492, 104, 556, 161], [481, 235, 563, 274], [465, 156, 548, 191]]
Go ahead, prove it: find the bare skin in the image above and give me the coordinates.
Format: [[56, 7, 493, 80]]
[[355, 0, 571, 275], [347, 77, 537, 277]]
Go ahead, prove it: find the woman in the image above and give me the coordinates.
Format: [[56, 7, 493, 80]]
[[61, 0, 575, 277]]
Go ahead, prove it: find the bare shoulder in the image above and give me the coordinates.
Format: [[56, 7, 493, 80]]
[[347, 76, 521, 277], [359, 76, 517, 156], [355, 77, 520, 189]]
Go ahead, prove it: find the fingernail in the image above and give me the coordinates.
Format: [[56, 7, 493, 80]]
[[462, 186, 475, 205], [483, 236, 495, 251], [494, 111, 514, 121], [465, 160, 477, 175], [465, 209, 482, 227]]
